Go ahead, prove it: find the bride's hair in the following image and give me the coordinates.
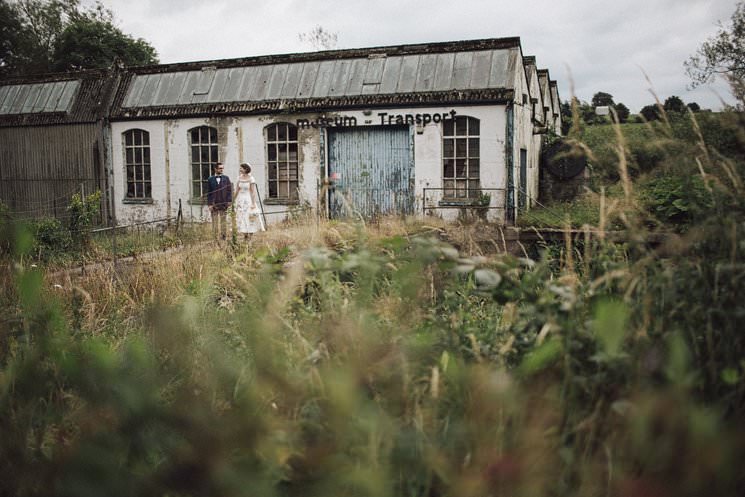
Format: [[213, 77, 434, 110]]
[[240, 163, 251, 173]]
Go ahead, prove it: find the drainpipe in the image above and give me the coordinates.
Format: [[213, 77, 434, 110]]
[[164, 122, 171, 224], [101, 65, 122, 227], [506, 103, 515, 224]]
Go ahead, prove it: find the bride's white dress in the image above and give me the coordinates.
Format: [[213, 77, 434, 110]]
[[235, 176, 265, 234]]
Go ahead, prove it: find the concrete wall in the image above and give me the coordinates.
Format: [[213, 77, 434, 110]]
[[110, 103, 513, 226]]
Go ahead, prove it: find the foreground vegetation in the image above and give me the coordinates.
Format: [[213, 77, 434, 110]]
[[2, 109, 745, 497]]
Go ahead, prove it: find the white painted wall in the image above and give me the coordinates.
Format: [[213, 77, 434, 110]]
[[511, 62, 538, 220], [110, 103, 512, 226]]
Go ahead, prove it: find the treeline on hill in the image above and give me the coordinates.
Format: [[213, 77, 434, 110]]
[[561, 92, 703, 132], [1, 107, 745, 496]]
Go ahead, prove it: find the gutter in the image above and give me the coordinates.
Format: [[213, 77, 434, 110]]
[[506, 102, 515, 225]]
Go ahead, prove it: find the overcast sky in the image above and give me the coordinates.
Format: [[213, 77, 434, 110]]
[[93, 0, 739, 112]]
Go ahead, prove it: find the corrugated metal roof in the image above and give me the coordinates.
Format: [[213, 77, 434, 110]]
[[0, 71, 116, 127], [122, 48, 518, 109], [0, 80, 80, 115]]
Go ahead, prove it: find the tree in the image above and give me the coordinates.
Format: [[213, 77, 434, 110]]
[[52, 16, 157, 71], [298, 25, 338, 51], [640, 104, 661, 122], [687, 102, 701, 112], [3, 0, 79, 75], [663, 95, 686, 113], [0, 0, 157, 78], [614, 102, 630, 123], [0, 0, 25, 77], [591, 91, 615, 108], [686, 2, 745, 87]]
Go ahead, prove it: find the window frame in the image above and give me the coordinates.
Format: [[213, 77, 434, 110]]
[[188, 125, 219, 202], [442, 116, 480, 200], [265, 122, 299, 203], [123, 128, 152, 202]]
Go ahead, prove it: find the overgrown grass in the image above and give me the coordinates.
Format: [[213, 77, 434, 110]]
[[1, 110, 745, 496]]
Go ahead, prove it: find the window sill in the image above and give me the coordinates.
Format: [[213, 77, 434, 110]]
[[188, 198, 207, 205], [263, 198, 299, 206], [123, 198, 154, 205]]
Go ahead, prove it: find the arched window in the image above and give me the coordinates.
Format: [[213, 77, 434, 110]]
[[189, 125, 218, 200], [123, 129, 151, 199], [443, 116, 480, 199], [265, 123, 298, 201]]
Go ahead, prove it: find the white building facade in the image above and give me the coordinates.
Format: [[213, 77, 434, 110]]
[[106, 38, 561, 226]]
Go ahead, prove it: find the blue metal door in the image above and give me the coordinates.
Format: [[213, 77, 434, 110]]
[[327, 126, 413, 219]]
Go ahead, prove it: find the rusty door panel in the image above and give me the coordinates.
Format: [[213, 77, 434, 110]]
[[327, 126, 412, 219]]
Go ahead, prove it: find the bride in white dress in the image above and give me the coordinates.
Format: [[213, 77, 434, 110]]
[[234, 163, 265, 239]]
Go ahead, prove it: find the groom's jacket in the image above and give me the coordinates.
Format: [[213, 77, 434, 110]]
[[207, 175, 232, 209]]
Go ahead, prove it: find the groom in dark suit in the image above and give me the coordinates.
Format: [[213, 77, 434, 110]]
[[207, 162, 232, 240]]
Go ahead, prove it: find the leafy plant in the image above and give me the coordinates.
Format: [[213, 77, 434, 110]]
[[67, 190, 101, 249], [641, 174, 713, 228]]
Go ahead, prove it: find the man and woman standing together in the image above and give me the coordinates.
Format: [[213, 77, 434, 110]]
[[207, 162, 265, 241]]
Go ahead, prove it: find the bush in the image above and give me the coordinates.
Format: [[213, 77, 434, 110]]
[[31, 217, 72, 256], [641, 174, 713, 229]]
